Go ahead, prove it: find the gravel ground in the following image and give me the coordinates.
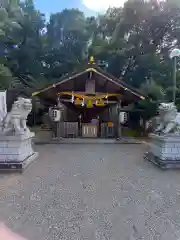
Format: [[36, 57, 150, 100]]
[[0, 144, 180, 240]]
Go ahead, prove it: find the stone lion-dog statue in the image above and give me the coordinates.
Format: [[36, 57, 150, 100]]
[[155, 102, 180, 134], [0, 97, 32, 135]]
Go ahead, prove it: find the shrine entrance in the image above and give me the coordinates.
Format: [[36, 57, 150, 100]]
[[32, 57, 145, 139]]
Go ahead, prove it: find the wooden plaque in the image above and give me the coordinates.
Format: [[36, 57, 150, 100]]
[[108, 122, 113, 127]]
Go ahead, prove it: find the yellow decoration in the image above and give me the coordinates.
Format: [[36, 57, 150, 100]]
[[57, 91, 122, 107], [87, 100, 93, 108], [75, 98, 82, 105], [96, 99, 105, 107], [58, 92, 120, 100], [89, 56, 95, 64]]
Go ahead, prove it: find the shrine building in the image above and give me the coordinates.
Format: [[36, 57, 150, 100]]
[[32, 57, 145, 139]]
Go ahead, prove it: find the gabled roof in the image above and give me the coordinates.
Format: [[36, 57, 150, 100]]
[[32, 57, 145, 101]]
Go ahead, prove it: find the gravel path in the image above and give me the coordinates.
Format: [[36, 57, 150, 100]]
[[0, 144, 180, 240]]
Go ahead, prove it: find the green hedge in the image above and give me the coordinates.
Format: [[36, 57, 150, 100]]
[[121, 128, 141, 137]]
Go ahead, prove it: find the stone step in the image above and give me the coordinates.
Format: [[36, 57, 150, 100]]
[[34, 137, 142, 145]]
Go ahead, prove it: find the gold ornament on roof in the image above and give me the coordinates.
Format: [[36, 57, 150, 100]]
[[89, 56, 95, 64]]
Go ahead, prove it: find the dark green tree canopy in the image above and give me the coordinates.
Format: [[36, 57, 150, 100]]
[[0, 0, 180, 116]]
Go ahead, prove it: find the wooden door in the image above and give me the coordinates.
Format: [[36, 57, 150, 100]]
[[82, 124, 98, 138]]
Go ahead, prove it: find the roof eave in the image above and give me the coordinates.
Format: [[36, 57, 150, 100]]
[[32, 66, 145, 101]]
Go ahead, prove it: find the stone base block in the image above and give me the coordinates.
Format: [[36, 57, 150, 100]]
[[144, 152, 180, 169], [0, 152, 38, 173], [0, 132, 38, 173], [145, 133, 180, 169]]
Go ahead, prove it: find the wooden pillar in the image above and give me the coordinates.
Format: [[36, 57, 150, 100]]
[[32, 98, 36, 126], [111, 102, 121, 139], [119, 106, 122, 138], [78, 114, 82, 137], [116, 101, 121, 139]]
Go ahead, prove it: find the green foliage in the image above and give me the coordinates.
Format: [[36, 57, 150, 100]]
[[0, 0, 23, 41], [140, 80, 166, 101], [121, 128, 140, 137], [137, 100, 158, 120], [0, 0, 179, 117], [0, 64, 13, 89], [20, 75, 58, 95]]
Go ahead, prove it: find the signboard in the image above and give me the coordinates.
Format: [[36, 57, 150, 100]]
[[0, 91, 7, 121], [108, 122, 113, 127]]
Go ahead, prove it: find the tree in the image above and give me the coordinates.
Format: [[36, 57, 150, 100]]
[[140, 79, 166, 101], [0, 64, 14, 89], [6, 0, 46, 77], [0, 0, 23, 40], [44, 9, 91, 78], [0, 0, 179, 116], [0, 0, 23, 90], [90, 0, 180, 89]]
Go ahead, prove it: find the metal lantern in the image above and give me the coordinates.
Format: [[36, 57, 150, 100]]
[[49, 108, 61, 122], [119, 112, 128, 124]]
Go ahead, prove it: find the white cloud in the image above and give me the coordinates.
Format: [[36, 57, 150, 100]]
[[82, 0, 125, 12]]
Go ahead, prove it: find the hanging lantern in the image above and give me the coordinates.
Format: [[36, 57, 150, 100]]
[[49, 108, 61, 122], [119, 112, 128, 124]]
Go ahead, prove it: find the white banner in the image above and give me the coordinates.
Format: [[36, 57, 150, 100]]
[[0, 91, 7, 121]]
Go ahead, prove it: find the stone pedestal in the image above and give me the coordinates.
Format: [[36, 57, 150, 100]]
[[0, 132, 38, 172], [144, 133, 180, 169]]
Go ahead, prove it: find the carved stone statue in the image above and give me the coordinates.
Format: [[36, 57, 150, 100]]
[[145, 102, 180, 169], [0, 97, 32, 135], [0, 96, 38, 172], [154, 102, 180, 134]]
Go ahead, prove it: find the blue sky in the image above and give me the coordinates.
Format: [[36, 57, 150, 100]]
[[34, 0, 95, 18]]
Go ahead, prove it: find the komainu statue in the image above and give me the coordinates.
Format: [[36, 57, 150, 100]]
[[0, 97, 32, 135], [155, 102, 180, 134]]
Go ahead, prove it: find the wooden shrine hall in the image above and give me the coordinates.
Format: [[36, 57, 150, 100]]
[[32, 57, 145, 139]]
